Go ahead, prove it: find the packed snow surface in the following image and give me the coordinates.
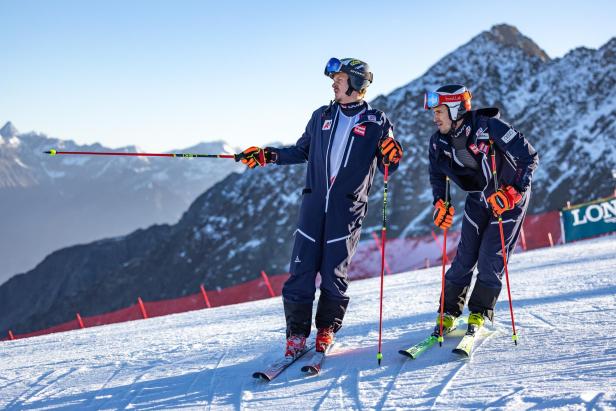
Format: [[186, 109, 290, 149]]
[[1, 236, 615, 410]]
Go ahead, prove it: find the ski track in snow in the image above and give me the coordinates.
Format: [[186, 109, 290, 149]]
[[1, 235, 615, 410]]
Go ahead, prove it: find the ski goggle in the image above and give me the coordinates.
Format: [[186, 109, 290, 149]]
[[324, 57, 343, 77], [424, 90, 472, 110]]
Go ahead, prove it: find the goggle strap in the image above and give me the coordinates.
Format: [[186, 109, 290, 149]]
[[424, 90, 471, 109]]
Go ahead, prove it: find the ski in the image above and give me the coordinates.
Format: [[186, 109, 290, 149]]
[[452, 317, 485, 357], [399, 317, 462, 359], [252, 344, 314, 381], [301, 343, 335, 375], [452, 333, 475, 357]]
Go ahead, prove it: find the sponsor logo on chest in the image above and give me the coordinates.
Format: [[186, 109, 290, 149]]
[[353, 125, 366, 136], [469, 143, 480, 155], [322, 120, 332, 130]]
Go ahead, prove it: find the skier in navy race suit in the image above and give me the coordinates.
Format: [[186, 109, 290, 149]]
[[240, 58, 403, 356], [425, 84, 539, 333]]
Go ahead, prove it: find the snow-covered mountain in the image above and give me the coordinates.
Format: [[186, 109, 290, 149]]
[[369, 25, 616, 236], [1, 24, 615, 336], [0, 123, 243, 284], [1, 236, 614, 409]]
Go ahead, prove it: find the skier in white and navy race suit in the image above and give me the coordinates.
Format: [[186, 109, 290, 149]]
[[240, 58, 403, 354], [426, 84, 539, 325]]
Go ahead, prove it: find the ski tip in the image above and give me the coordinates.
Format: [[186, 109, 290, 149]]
[[452, 348, 470, 358], [398, 350, 416, 359], [45, 149, 57, 156], [252, 372, 272, 381], [301, 365, 319, 374]]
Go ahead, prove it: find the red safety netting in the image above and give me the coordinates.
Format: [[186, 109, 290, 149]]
[[145, 294, 206, 318], [520, 210, 563, 249], [84, 304, 143, 327]]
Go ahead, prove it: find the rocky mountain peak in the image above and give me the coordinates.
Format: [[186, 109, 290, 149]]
[[477, 24, 551, 62], [0, 121, 19, 138]]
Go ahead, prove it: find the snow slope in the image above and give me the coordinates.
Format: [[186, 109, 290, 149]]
[[1, 236, 615, 410]]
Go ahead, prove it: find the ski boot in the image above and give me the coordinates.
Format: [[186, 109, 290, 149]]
[[315, 327, 335, 353], [285, 334, 307, 358], [433, 312, 458, 337], [466, 312, 485, 336]]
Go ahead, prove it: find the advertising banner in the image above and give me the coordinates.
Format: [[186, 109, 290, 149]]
[[561, 196, 616, 243]]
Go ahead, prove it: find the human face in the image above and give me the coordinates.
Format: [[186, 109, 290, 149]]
[[332, 72, 360, 104], [433, 105, 453, 134]]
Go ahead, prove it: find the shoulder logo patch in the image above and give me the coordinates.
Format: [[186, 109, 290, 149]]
[[502, 128, 516, 143]]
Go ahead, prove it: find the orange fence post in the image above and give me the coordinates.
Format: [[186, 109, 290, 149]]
[[260, 271, 276, 298], [8, 330, 15, 340], [548, 232, 554, 247], [200, 284, 212, 308], [371, 231, 392, 275], [138, 297, 148, 319], [520, 227, 527, 251], [76, 313, 85, 329], [431, 230, 450, 264]]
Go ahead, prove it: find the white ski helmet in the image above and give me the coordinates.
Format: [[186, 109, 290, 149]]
[[424, 84, 472, 121]]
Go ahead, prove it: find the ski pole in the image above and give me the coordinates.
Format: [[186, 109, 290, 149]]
[[377, 163, 389, 366], [44, 149, 243, 161], [438, 177, 450, 346], [489, 141, 518, 345]]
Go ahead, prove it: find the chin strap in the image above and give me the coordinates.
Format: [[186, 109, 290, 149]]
[[345, 78, 355, 96]]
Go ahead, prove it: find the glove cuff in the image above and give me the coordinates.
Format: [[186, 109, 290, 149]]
[[504, 186, 522, 205], [264, 147, 278, 164]]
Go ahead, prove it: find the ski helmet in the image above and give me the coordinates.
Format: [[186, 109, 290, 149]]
[[324, 57, 373, 95], [424, 84, 472, 121]]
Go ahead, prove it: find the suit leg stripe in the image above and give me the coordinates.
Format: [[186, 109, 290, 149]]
[[295, 229, 316, 243], [326, 235, 350, 244]]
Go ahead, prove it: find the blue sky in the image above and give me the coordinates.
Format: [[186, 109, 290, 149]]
[[1, 1, 614, 151]]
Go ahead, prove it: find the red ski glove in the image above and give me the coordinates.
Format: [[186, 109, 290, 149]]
[[433, 199, 455, 229], [240, 146, 276, 169], [487, 186, 522, 215], [379, 137, 403, 165]]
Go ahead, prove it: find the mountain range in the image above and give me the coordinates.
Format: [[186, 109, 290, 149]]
[[0, 123, 242, 284]]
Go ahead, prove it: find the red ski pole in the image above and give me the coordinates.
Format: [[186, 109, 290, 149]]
[[489, 141, 518, 345], [45, 149, 242, 161], [438, 177, 450, 346], [377, 164, 389, 365]]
